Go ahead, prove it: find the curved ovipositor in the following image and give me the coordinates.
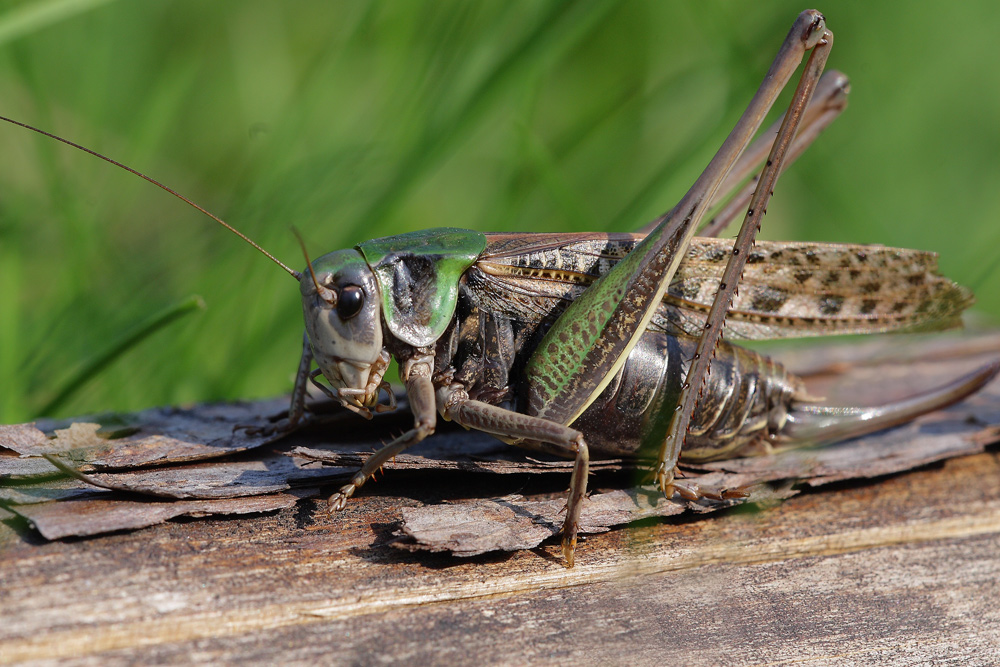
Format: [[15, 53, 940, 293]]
[[568, 332, 999, 461]]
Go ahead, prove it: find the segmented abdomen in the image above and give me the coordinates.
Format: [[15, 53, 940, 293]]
[[571, 332, 806, 461]]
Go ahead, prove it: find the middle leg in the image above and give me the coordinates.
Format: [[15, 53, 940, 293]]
[[438, 384, 590, 567]]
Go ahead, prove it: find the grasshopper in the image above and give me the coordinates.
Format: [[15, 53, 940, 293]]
[[3, 10, 995, 566]]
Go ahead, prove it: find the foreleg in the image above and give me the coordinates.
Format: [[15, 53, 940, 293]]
[[326, 355, 436, 509]]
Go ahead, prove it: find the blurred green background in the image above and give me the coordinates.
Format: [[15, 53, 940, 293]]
[[1, 0, 998, 422]]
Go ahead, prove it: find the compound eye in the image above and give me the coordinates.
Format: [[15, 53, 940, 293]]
[[337, 285, 364, 320]]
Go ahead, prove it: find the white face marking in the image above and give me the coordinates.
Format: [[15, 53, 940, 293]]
[[300, 249, 387, 408]]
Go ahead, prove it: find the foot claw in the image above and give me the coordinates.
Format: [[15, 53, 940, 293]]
[[655, 462, 677, 496], [673, 482, 702, 502], [560, 509, 581, 568], [665, 480, 750, 503], [655, 462, 748, 502], [561, 533, 577, 568], [326, 483, 355, 513]]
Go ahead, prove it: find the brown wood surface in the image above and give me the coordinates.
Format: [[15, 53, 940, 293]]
[[4, 333, 1000, 665], [1, 447, 999, 664]]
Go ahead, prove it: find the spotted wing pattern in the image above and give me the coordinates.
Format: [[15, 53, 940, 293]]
[[471, 232, 972, 340]]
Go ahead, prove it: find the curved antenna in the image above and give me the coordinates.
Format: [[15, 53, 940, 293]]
[[292, 226, 336, 304], [0, 114, 301, 280]]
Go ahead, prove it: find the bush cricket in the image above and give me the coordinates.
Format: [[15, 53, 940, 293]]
[[2, 10, 995, 567]]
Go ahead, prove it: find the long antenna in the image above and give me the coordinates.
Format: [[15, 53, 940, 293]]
[[292, 227, 336, 304], [0, 114, 302, 280]]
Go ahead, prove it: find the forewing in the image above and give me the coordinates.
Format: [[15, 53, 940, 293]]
[[667, 238, 973, 339], [473, 233, 972, 340]]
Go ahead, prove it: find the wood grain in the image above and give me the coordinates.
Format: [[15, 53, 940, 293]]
[[3, 333, 1000, 664], [2, 447, 999, 664]]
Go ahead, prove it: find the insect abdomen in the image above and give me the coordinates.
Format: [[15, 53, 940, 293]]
[[571, 332, 805, 460]]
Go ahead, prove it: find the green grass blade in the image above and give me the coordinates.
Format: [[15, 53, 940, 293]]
[[34, 295, 205, 418], [0, 0, 120, 45], [353, 0, 618, 233]]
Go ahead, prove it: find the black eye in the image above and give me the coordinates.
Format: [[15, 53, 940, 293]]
[[337, 285, 364, 319]]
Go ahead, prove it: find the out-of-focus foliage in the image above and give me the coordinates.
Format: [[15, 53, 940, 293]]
[[1, 0, 997, 421]]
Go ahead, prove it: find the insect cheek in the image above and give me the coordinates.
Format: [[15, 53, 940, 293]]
[[341, 297, 383, 355]]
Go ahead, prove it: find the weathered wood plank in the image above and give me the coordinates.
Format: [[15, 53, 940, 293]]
[[2, 449, 998, 665], [3, 333, 1000, 664]]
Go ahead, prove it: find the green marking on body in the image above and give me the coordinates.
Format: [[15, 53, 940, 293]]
[[527, 237, 646, 402]]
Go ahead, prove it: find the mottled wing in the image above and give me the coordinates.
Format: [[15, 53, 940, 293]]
[[472, 232, 972, 340], [666, 237, 973, 338]]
